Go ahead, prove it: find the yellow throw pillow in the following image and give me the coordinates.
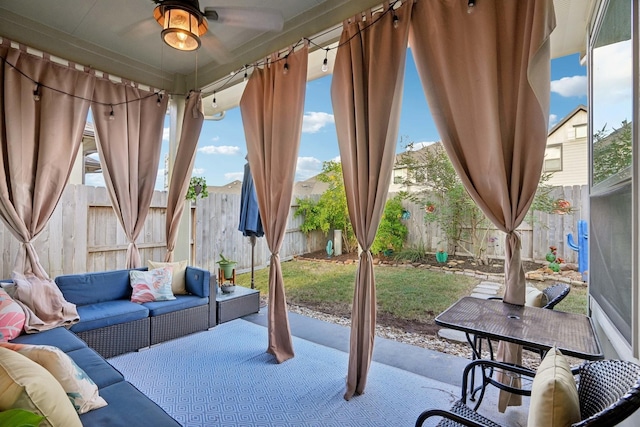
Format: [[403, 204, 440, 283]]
[[528, 347, 580, 427], [526, 286, 548, 308], [148, 260, 188, 295], [0, 342, 107, 414], [0, 346, 82, 427]]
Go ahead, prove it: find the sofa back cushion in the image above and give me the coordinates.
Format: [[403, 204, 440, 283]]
[[55, 268, 146, 306]]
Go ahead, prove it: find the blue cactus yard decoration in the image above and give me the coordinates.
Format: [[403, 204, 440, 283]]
[[567, 220, 588, 281], [326, 240, 334, 258]]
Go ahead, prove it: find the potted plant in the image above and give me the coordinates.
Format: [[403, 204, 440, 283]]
[[186, 176, 209, 202], [216, 253, 237, 281]]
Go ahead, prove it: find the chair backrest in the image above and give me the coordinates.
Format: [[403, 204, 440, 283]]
[[572, 360, 640, 427], [542, 283, 571, 309]]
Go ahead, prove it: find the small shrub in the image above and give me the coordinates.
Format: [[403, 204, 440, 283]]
[[371, 195, 408, 255], [392, 243, 429, 263]]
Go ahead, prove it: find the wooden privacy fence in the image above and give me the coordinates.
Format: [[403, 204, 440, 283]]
[[0, 185, 326, 279], [0, 184, 587, 278], [399, 185, 589, 264]]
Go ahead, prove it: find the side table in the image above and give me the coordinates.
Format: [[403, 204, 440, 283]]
[[215, 285, 260, 324]]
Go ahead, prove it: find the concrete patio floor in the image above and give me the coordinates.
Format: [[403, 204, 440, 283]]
[[244, 308, 530, 426]]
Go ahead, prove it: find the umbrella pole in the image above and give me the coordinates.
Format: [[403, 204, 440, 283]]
[[250, 235, 256, 289]]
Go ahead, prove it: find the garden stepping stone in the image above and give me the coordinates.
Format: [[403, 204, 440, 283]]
[[470, 292, 494, 299], [478, 281, 502, 289], [438, 328, 467, 343], [472, 287, 498, 295]]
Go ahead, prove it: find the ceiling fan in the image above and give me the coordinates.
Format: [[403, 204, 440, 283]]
[[152, 0, 284, 51]]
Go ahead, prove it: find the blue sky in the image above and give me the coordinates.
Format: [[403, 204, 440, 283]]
[[86, 50, 588, 189]]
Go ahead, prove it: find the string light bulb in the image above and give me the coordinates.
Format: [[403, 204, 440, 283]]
[[212, 91, 217, 109], [467, 0, 476, 14], [243, 66, 248, 82], [321, 49, 329, 73], [156, 93, 163, 107], [109, 105, 115, 121], [392, 13, 399, 29], [283, 57, 289, 75], [33, 84, 41, 101]]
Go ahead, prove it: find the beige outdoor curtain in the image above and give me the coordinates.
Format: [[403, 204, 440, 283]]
[[239, 45, 308, 363], [92, 80, 169, 269], [164, 93, 204, 261], [409, 0, 555, 411], [331, 1, 412, 400], [0, 44, 95, 278]]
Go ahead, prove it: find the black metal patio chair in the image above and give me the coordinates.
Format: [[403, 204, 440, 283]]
[[540, 282, 571, 309], [415, 359, 640, 427]]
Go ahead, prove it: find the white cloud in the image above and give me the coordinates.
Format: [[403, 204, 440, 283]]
[[192, 168, 205, 175], [296, 156, 323, 181], [409, 141, 437, 150], [550, 75, 587, 97], [198, 145, 241, 155], [162, 127, 170, 141], [212, 136, 220, 142], [84, 173, 105, 188], [592, 40, 633, 130], [331, 155, 341, 163], [156, 168, 166, 191], [549, 114, 558, 128], [302, 112, 335, 134], [225, 172, 244, 182]]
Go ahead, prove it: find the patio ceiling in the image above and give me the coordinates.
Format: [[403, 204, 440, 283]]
[[0, 0, 594, 117]]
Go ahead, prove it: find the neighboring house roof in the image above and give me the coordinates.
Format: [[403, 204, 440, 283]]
[[294, 176, 330, 197], [548, 104, 587, 137], [208, 180, 243, 194]]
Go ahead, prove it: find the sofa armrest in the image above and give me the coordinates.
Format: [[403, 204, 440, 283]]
[[185, 267, 211, 298]]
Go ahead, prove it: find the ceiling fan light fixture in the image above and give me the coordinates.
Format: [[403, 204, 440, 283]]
[[154, 2, 208, 51]]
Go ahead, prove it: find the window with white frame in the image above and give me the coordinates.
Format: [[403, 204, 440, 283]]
[[575, 124, 587, 139], [544, 145, 562, 172]]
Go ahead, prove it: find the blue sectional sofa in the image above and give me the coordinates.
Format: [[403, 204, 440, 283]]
[[54, 266, 214, 358], [11, 327, 180, 426], [3, 266, 216, 425]]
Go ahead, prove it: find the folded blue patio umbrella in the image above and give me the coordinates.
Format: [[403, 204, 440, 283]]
[[238, 162, 264, 238], [238, 162, 263, 289]]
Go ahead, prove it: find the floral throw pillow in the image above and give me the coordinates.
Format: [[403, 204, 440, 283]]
[[0, 287, 26, 342], [0, 342, 108, 414], [129, 267, 175, 303]]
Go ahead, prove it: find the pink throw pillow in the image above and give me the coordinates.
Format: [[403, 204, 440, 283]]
[[0, 287, 26, 341], [130, 267, 175, 304]]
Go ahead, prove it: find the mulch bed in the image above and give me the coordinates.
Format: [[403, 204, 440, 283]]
[[298, 249, 544, 276]]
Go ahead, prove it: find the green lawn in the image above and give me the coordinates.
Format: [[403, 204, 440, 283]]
[[236, 260, 479, 323], [235, 259, 588, 324]]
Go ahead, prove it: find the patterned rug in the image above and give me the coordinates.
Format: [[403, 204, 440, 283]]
[[109, 319, 458, 427]]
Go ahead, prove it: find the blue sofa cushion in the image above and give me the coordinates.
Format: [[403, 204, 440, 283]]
[[143, 295, 208, 317], [70, 301, 149, 333], [66, 347, 124, 389], [79, 381, 180, 427], [11, 327, 86, 352], [185, 266, 210, 298], [55, 268, 146, 305]]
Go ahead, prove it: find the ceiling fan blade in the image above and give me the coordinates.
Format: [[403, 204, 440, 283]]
[[203, 7, 284, 32], [201, 34, 232, 64]]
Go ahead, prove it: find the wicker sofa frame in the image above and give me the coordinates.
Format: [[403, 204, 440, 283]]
[[55, 267, 217, 359]]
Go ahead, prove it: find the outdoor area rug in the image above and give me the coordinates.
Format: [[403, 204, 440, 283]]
[[108, 319, 459, 426]]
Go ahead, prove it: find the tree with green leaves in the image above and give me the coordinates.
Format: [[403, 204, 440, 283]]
[[371, 194, 408, 255], [295, 161, 357, 253], [593, 120, 632, 185]]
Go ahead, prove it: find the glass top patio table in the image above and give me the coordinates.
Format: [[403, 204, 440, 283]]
[[436, 296, 603, 360]]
